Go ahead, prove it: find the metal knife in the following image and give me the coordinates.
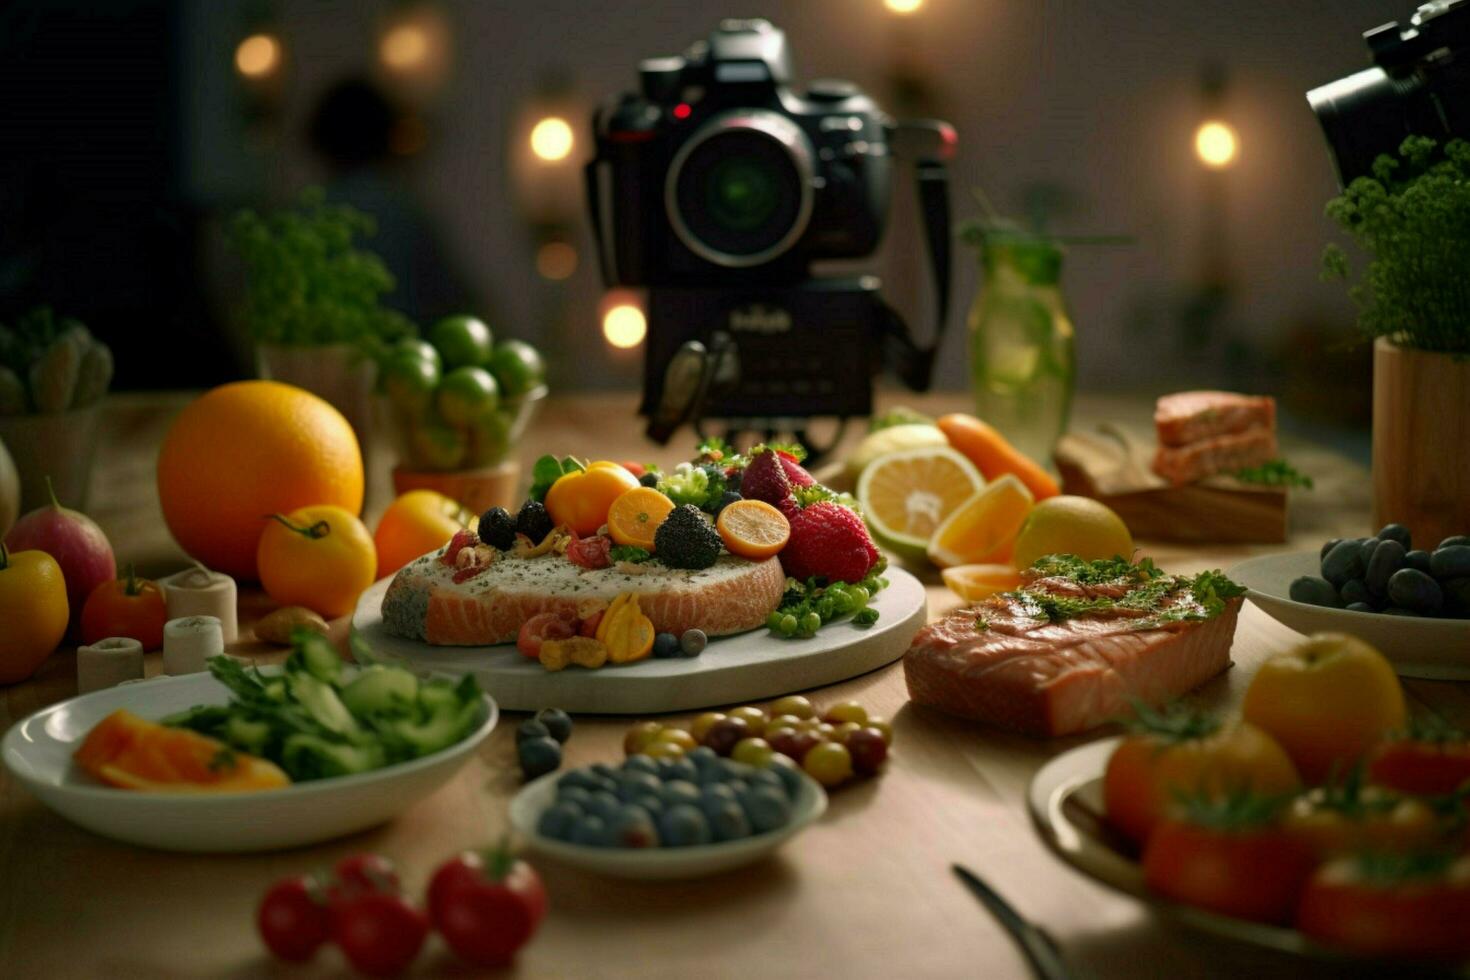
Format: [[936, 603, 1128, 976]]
[[952, 864, 1074, 980]]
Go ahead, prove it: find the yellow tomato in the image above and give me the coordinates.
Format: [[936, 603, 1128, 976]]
[[1243, 632, 1406, 785], [257, 505, 377, 618], [0, 544, 69, 684], [1284, 785, 1444, 860], [374, 490, 468, 578], [544, 462, 639, 536]]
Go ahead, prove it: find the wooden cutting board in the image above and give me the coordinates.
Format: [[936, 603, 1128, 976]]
[[1055, 426, 1288, 543]]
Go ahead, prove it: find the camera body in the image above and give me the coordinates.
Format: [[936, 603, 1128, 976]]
[[1308, 0, 1470, 183], [586, 19, 954, 444]]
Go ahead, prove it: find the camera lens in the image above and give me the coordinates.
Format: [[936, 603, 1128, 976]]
[[667, 110, 814, 267]]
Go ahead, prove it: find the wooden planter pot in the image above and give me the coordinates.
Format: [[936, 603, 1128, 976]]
[[1372, 337, 1470, 546], [256, 343, 377, 454]]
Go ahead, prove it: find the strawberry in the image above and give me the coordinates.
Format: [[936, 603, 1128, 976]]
[[777, 454, 815, 488], [740, 449, 792, 506], [781, 502, 880, 583]]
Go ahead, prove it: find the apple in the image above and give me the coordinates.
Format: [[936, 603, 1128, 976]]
[[1242, 632, 1406, 785], [4, 480, 115, 630]]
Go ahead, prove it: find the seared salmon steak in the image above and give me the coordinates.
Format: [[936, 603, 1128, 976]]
[[904, 556, 1244, 736]]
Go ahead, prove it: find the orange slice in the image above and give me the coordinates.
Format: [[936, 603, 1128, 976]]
[[607, 487, 675, 550], [75, 709, 290, 793], [940, 564, 1024, 602], [926, 474, 1034, 569], [715, 499, 791, 559], [856, 446, 985, 561]]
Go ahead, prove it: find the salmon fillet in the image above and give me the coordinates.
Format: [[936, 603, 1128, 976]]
[[1152, 427, 1277, 485], [382, 548, 787, 646], [904, 565, 1240, 736], [1154, 391, 1276, 447]]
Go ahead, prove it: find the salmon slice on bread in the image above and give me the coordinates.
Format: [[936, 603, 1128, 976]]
[[904, 557, 1243, 736], [382, 547, 786, 647], [1151, 391, 1277, 485]]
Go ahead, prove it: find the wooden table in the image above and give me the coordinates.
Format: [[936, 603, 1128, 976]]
[[3, 391, 1466, 979]]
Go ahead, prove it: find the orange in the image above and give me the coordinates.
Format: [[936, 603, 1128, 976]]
[[716, 499, 791, 559], [257, 505, 377, 618], [939, 563, 1023, 602], [157, 381, 363, 580], [607, 487, 675, 550], [855, 446, 984, 561], [75, 709, 290, 792], [926, 474, 1034, 569], [937, 413, 1060, 500], [544, 462, 640, 536], [374, 490, 469, 578]]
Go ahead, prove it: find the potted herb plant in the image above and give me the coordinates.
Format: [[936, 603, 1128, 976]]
[[1323, 136, 1470, 545], [0, 307, 113, 511], [228, 189, 414, 452]]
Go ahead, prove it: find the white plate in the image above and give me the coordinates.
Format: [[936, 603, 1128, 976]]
[[2, 667, 497, 853], [1027, 738, 1349, 962], [1229, 551, 1470, 680], [508, 767, 827, 880], [351, 567, 928, 714]]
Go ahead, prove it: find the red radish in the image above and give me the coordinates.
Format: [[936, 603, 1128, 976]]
[[4, 478, 115, 627]]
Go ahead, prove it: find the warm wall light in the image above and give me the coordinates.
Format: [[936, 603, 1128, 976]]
[[235, 33, 281, 79], [1194, 120, 1239, 169], [603, 303, 647, 349], [885, 0, 924, 13], [536, 242, 578, 280], [381, 23, 430, 72], [530, 117, 574, 162]]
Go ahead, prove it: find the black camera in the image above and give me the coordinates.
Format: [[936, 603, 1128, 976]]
[[1308, 0, 1470, 183], [586, 18, 955, 451]]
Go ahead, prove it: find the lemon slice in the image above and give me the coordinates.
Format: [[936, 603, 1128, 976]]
[[940, 564, 1023, 601], [856, 446, 984, 561], [927, 474, 1034, 569]]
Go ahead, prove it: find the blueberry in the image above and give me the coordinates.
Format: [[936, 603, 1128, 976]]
[[1439, 535, 1470, 550], [516, 719, 551, 743], [1365, 539, 1406, 597], [652, 632, 682, 659], [660, 779, 702, 809], [680, 629, 708, 657], [658, 804, 713, 847], [747, 768, 786, 796], [1321, 539, 1365, 587], [725, 470, 742, 493], [1339, 578, 1371, 606], [586, 790, 622, 821], [536, 708, 574, 744], [1443, 578, 1470, 618], [557, 769, 597, 792], [515, 499, 554, 545], [518, 736, 562, 779], [556, 786, 593, 808], [632, 794, 665, 815], [740, 786, 792, 834], [720, 759, 757, 781], [1377, 523, 1412, 549], [638, 471, 660, 488], [706, 800, 753, 841], [608, 805, 661, 848], [725, 778, 751, 799], [698, 783, 738, 817], [686, 746, 719, 767], [537, 801, 583, 841], [617, 771, 663, 802], [1430, 546, 1470, 580], [1319, 538, 1342, 561], [1289, 576, 1340, 608], [478, 506, 517, 550], [590, 775, 620, 795], [769, 760, 804, 801], [660, 758, 698, 784], [1406, 549, 1434, 574], [1358, 537, 1380, 570], [571, 815, 610, 847], [1388, 568, 1442, 613], [622, 754, 660, 776], [711, 491, 742, 517]]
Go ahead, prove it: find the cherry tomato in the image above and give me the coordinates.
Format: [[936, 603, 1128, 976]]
[[565, 533, 612, 570], [428, 849, 548, 967], [846, 727, 889, 775], [768, 695, 815, 720], [690, 712, 727, 741], [803, 741, 854, 788], [1284, 784, 1445, 860], [1368, 730, 1470, 797], [769, 728, 820, 763], [332, 853, 400, 897], [1297, 852, 1470, 960], [331, 891, 429, 977], [257, 875, 330, 963], [702, 717, 751, 756], [1142, 818, 1316, 924], [731, 737, 775, 767], [517, 612, 577, 660], [80, 565, 167, 651], [726, 705, 768, 735], [823, 700, 868, 725], [623, 721, 664, 756]]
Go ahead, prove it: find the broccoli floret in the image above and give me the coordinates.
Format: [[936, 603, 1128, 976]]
[[657, 466, 711, 509], [654, 505, 723, 570]]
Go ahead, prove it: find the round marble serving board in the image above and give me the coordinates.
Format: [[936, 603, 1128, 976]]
[[350, 568, 928, 714]]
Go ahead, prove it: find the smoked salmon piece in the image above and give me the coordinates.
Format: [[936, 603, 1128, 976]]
[[1152, 428, 1278, 486], [1154, 391, 1276, 447], [904, 561, 1242, 736]]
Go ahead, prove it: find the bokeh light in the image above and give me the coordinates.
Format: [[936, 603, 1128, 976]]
[[234, 34, 281, 79], [536, 242, 578, 280], [530, 117, 574, 162], [884, 0, 924, 13], [603, 303, 647, 349], [380, 24, 430, 71], [1194, 120, 1239, 169]]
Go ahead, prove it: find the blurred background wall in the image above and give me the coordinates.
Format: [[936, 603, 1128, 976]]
[[0, 0, 1395, 428]]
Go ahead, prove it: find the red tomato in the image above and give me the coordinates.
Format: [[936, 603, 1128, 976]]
[[1297, 853, 1470, 960], [79, 565, 168, 650], [1368, 736, 1470, 797], [578, 609, 604, 637], [1142, 819, 1317, 924], [257, 876, 330, 963], [331, 891, 429, 977], [619, 460, 647, 478], [331, 853, 400, 898], [428, 849, 548, 967], [566, 533, 612, 570], [517, 613, 577, 659]]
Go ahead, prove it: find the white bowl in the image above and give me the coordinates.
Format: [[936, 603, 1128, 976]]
[[1228, 551, 1470, 680], [2, 667, 497, 853], [509, 767, 827, 880]]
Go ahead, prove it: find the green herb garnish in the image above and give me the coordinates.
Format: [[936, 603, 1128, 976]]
[[768, 557, 888, 639], [1004, 555, 1244, 627], [1235, 459, 1314, 489], [609, 545, 653, 564], [529, 455, 586, 503]]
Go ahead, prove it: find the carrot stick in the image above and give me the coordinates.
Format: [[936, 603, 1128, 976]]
[[937, 414, 1060, 500]]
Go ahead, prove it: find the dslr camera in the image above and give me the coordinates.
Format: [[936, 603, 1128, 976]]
[[1309, 0, 1470, 183], [586, 18, 956, 451]]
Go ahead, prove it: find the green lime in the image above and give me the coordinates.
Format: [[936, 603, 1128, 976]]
[[429, 315, 494, 370], [410, 417, 467, 471], [466, 410, 513, 467], [435, 366, 500, 427], [488, 339, 546, 397], [381, 351, 440, 416], [395, 338, 442, 372]]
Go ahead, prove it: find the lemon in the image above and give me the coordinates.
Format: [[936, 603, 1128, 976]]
[[856, 446, 983, 562], [1011, 495, 1133, 570], [844, 423, 950, 480], [926, 474, 1034, 569], [940, 564, 1023, 601]]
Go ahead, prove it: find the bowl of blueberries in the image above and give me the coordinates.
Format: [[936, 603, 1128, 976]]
[[1229, 524, 1470, 680], [509, 745, 827, 880]]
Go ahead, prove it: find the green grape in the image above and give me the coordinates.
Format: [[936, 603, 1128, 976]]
[[801, 612, 822, 634], [767, 612, 784, 631], [780, 614, 798, 635]]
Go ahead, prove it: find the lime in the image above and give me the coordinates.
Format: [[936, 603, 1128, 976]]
[[429, 315, 494, 370], [855, 445, 984, 563], [465, 410, 513, 467], [844, 423, 949, 480], [395, 338, 442, 372], [488, 339, 546, 397], [1011, 495, 1133, 569], [410, 418, 467, 471], [435, 366, 500, 427], [381, 351, 440, 417]]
